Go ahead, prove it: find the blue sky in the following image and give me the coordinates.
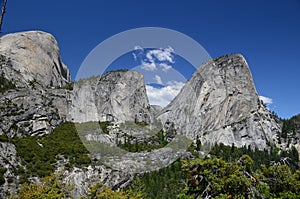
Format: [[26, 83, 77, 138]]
[[1, 0, 300, 118]]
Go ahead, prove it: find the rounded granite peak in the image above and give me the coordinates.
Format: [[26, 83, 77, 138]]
[[0, 30, 70, 87]]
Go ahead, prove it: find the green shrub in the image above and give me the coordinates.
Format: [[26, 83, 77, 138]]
[[119, 130, 169, 152], [13, 122, 90, 178], [99, 121, 112, 134], [0, 73, 16, 93], [0, 167, 7, 185]]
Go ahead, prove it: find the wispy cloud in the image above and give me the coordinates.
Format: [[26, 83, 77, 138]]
[[134, 45, 144, 51], [141, 60, 157, 71], [132, 45, 144, 61], [154, 75, 163, 84], [133, 46, 175, 72], [259, 96, 273, 105], [146, 81, 185, 107], [159, 63, 172, 72]]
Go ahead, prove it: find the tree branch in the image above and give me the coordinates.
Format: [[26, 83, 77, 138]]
[[0, 0, 8, 32]]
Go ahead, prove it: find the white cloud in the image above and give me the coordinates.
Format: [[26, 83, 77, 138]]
[[146, 81, 185, 107], [133, 46, 175, 72], [259, 96, 273, 104], [154, 75, 163, 84], [132, 53, 137, 61], [134, 45, 144, 51], [159, 63, 172, 72], [141, 60, 157, 71], [133, 46, 144, 61], [145, 47, 175, 64]]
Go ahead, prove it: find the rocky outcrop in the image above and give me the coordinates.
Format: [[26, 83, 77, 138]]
[[0, 86, 71, 137], [68, 70, 152, 124], [0, 142, 22, 197], [158, 54, 281, 150], [57, 164, 133, 199], [0, 31, 72, 137], [0, 31, 70, 87], [277, 114, 300, 157]]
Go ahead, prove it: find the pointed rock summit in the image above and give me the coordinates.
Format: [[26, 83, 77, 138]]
[[0, 31, 70, 87], [158, 54, 281, 150]]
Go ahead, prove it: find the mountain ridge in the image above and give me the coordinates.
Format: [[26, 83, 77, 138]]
[[0, 30, 299, 198]]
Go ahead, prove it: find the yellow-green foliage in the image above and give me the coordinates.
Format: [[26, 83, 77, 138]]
[[13, 174, 70, 199], [88, 183, 143, 199]]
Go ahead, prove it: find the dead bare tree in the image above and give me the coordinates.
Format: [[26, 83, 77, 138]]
[[0, 0, 8, 32]]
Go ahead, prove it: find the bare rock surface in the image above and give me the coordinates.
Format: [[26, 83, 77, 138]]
[[68, 70, 152, 124], [158, 54, 281, 150], [0, 31, 70, 87]]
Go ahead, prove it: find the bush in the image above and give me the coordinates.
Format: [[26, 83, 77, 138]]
[[0, 167, 7, 185], [13, 122, 90, 178], [15, 174, 69, 198], [0, 73, 16, 93], [99, 121, 112, 134]]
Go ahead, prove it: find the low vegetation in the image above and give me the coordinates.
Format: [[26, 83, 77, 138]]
[[99, 121, 112, 134], [208, 143, 299, 171], [0, 73, 16, 93], [118, 130, 169, 152], [280, 114, 300, 140], [13, 122, 90, 180], [16, 150, 300, 198], [13, 174, 71, 199], [179, 155, 300, 199], [0, 167, 7, 185], [129, 160, 185, 199], [6, 116, 300, 198], [88, 182, 143, 199], [57, 82, 74, 90]]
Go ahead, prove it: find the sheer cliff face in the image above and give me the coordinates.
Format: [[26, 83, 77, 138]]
[[69, 70, 151, 124], [158, 54, 281, 150], [0, 31, 70, 87]]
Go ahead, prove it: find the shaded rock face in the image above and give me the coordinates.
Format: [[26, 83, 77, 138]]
[[0, 87, 71, 137], [158, 54, 281, 150], [0, 31, 70, 87], [68, 71, 152, 124]]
